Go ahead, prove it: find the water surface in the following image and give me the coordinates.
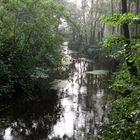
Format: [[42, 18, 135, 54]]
[[0, 42, 112, 140]]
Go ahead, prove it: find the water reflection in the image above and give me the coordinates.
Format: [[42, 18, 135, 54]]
[[0, 90, 62, 140], [0, 43, 112, 140], [50, 46, 111, 140]]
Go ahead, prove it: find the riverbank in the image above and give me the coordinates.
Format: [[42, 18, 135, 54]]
[[0, 42, 114, 140]]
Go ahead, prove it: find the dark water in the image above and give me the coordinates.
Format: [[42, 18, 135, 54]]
[[0, 42, 112, 140]]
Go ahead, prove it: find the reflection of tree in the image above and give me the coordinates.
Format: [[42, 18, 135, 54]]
[[0, 90, 62, 140], [67, 56, 111, 140], [83, 62, 110, 139]]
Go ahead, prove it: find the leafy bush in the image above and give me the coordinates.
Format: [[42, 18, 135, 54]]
[[98, 9, 140, 140], [0, 0, 64, 96]]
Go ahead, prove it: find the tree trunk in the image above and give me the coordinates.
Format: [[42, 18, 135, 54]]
[[81, 0, 88, 45], [100, 23, 105, 40], [89, 0, 94, 44], [135, 0, 140, 36], [111, 0, 115, 35], [121, 0, 137, 76], [89, 0, 99, 44]]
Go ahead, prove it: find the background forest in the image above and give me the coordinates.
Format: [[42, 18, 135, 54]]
[[0, 0, 140, 140]]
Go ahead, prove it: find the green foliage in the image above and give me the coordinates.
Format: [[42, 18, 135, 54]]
[[99, 10, 140, 140], [103, 36, 126, 47], [98, 71, 140, 140], [100, 98, 140, 140], [100, 13, 140, 26], [0, 62, 12, 93], [0, 0, 64, 95], [131, 40, 140, 73], [98, 39, 140, 139]]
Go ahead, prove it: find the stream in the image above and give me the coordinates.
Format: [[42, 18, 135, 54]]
[[0, 42, 113, 140]]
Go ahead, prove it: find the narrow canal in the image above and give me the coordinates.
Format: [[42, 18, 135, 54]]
[[0, 42, 113, 140]]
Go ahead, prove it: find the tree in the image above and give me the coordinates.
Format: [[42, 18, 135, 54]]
[[0, 0, 64, 96], [98, 0, 140, 139], [121, 0, 137, 76]]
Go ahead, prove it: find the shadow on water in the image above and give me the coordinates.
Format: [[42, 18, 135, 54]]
[[0, 42, 113, 140], [0, 90, 62, 140]]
